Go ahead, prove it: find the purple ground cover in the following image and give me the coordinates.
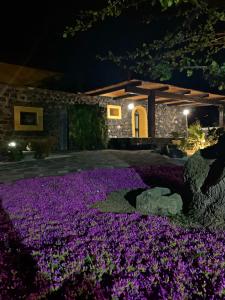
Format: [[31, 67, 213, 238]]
[[1, 166, 225, 299]]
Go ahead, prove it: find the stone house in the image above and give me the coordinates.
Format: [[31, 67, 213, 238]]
[[85, 79, 225, 140], [1, 64, 225, 150]]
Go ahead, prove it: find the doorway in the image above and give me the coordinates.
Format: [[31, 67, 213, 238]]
[[132, 106, 148, 138]]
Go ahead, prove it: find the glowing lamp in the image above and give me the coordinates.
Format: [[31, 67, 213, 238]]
[[183, 109, 190, 116], [8, 141, 17, 148], [128, 103, 134, 110]]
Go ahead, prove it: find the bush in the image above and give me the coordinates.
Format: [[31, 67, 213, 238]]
[[179, 123, 225, 155], [179, 121, 207, 154], [206, 126, 225, 145], [68, 104, 107, 150], [30, 137, 56, 159]]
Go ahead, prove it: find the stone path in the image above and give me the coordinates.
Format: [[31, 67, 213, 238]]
[[0, 150, 186, 183]]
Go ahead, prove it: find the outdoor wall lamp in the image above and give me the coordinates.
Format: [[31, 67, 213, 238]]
[[183, 109, 190, 116], [183, 109, 190, 138], [8, 141, 17, 148], [128, 103, 134, 110]]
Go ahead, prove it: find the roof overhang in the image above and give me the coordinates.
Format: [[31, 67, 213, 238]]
[[85, 79, 225, 106], [0, 62, 62, 87]]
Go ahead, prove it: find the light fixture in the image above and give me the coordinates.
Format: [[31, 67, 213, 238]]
[[183, 109, 190, 138], [8, 141, 17, 148], [183, 109, 190, 116], [128, 103, 134, 110]]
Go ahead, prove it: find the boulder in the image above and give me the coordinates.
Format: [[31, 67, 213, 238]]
[[136, 187, 183, 216], [184, 133, 225, 228]]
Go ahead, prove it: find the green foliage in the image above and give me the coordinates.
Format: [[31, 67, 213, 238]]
[[206, 126, 225, 144], [105, 2, 225, 88], [188, 121, 206, 148], [68, 104, 107, 150], [8, 148, 24, 161], [64, 0, 225, 89], [178, 122, 224, 153], [63, 0, 198, 37], [179, 121, 206, 152], [30, 137, 56, 159], [160, 0, 197, 9]]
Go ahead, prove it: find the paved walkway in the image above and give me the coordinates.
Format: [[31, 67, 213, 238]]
[[0, 150, 186, 183]]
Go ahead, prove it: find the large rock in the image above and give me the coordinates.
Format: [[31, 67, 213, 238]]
[[136, 187, 183, 216], [184, 133, 225, 228]]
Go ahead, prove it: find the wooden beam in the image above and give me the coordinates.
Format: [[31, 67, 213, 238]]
[[157, 99, 191, 105], [86, 80, 142, 96], [173, 89, 191, 95], [155, 90, 225, 105], [170, 100, 225, 106], [191, 93, 209, 98], [166, 100, 211, 106], [148, 91, 156, 138], [156, 96, 208, 105], [129, 96, 148, 101], [150, 93, 208, 103], [126, 86, 224, 105], [125, 85, 169, 95], [113, 93, 138, 100], [169, 103, 212, 107]]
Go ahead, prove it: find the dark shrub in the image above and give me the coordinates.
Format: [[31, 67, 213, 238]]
[[68, 104, 107, 150], [30, 136, 56, 159]]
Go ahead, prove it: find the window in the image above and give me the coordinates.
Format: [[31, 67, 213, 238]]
[[20, 112, 37, 125], [107, 105, 121, 119], [14, 106, 43, 131]]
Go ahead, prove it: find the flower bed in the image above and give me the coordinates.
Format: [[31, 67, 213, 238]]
[[1, 166, 225, 299]]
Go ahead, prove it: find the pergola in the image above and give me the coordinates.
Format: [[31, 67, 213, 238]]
[[86, 80, 225, 138]]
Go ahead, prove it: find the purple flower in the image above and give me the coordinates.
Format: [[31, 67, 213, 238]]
[[0, 166, 225, 299]]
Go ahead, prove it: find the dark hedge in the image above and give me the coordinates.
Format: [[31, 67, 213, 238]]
[[68, 104, 107, 150]]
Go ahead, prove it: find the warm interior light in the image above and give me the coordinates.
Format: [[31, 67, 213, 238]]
[[128, 103, 134, 110], [183, 109, 190, 116], [8, 141, 17, 148]]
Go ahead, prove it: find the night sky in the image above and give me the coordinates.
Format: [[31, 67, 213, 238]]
[[0, 1, 222, 126]]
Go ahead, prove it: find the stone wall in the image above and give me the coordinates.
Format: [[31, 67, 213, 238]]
[[0, 83, 186, 149], [155, 104, 186, 137], [0, 84, 108, 148], [102, 98, 186, 138]]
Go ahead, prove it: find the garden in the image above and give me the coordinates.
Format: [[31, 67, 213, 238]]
[[2, 0, 225, 297], [1, 162, 225, 299]]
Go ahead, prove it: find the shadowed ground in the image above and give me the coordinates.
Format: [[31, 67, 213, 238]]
[[0, 199, 38, 299]]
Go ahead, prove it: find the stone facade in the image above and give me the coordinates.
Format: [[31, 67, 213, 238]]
[[0, 83, 186, 149], [0, 84, 107, 148], [103, 98, 186, 138]]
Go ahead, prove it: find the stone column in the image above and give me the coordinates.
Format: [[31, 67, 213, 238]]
[[147, 91, 156, 138]]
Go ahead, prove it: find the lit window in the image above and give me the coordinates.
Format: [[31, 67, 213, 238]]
[[107, 105, 121, 119]]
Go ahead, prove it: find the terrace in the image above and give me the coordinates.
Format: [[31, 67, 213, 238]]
[[86, 79, 225, 138]]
